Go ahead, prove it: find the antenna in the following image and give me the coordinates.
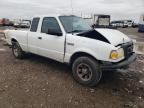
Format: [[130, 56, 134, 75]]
[[71, 0, 73, 14], [70, 0, 74, 34]]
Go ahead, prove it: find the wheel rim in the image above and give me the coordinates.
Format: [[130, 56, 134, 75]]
[[13, 45, 19, 57], [76, 63, 92, 81]]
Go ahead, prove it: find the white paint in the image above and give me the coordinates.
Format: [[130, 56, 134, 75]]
[[96, 28, 131, 46]]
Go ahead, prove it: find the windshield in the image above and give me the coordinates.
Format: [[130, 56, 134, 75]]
[[59, 16, 92, 33]]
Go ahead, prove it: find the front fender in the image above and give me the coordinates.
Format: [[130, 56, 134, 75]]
[[64, 47, 108, 63], [64, 44, 121, 63], [72, 48, 99, 60]]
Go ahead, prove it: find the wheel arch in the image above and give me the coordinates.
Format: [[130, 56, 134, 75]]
[[70, 52, 101, 66], [11, 38, 17, 42], [11, 38, 19, 45]]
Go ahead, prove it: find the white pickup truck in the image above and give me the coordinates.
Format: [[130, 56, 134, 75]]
[[4, 15, 136, 86]]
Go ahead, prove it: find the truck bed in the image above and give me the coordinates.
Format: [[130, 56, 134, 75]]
[[5, 29, 28, 46]]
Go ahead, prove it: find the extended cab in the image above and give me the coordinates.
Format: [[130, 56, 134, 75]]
[[4, 15, 136, 86]]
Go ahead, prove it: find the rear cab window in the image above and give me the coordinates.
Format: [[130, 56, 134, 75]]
[[30, 17, 40, 32]]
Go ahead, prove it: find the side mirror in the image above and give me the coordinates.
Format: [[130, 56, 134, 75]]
[[47, 29, 62, 36]]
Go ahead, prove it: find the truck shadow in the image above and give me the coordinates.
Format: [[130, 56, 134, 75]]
[[25, 53, 71, 74], [25, 53, 132, 88]]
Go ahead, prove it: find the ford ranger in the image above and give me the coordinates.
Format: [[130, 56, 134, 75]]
[[4, 15, 136, 86]]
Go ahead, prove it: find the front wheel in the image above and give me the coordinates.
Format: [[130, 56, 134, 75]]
[[12, 41, 25, 59], [72, 56, 102, 87]]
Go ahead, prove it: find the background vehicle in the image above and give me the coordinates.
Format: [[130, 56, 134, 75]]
[[13, 22, 20, 28], [111, 20, 128, 28], [19, 20, 30, 28], [4, 15, 136, 87], [126, 20, 134, 27], [123, 20, 138, 28], [13, 20, 31, 28], [83, 14, 110, 28], [0, 19, 3, 25], [138, 14, 144, 32], [0, 18, 11, 26]]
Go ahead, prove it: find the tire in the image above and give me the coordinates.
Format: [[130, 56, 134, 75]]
[[72, 56, 102, 87], [12, 41, 25, 59]]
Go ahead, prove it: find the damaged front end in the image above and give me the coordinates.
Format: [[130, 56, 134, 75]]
[[77, 29, 136, 70]]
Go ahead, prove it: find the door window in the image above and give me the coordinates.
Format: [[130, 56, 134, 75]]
[[41, 17, 61, 34]]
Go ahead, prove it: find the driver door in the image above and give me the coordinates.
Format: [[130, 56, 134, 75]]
[[37, 17, 65, 62]]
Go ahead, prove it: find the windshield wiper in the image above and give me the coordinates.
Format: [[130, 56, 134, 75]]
[[68, 30, 83, 33]]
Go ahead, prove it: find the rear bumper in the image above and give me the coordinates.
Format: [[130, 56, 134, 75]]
[[101, 53, 136, 70]]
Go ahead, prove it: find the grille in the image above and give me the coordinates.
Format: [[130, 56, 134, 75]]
[[121, 42, 133, 58]]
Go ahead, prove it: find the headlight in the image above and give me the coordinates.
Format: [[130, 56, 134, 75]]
[[117, 48, 124, 58], [110, 48, 124, 60]]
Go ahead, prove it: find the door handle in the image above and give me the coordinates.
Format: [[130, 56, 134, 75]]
[[38, 37, 42, 40]]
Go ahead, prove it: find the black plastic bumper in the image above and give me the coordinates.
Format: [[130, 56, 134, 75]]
[[101, 53, 136, 70]]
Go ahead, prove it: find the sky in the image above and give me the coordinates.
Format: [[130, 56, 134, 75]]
[[0, 0, 143, 22]]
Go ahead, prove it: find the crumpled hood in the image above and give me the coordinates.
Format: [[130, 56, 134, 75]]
[[96, 28, 131, 46]]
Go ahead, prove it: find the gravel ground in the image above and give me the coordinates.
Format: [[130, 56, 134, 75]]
[[0, 27, 144, 108]]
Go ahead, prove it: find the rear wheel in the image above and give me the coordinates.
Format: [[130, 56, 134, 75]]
[[72, 56, 102, 87], [12, 41, 25, 59]]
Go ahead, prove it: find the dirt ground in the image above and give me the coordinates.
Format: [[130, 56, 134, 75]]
[[0, 27, 144, 108], [118, 28, 144, 42]]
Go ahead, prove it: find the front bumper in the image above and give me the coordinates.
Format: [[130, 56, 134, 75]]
[[101, 53, 136, 70]]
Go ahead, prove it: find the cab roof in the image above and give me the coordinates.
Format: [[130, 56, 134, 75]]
[[33, 14, 75, 18]]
